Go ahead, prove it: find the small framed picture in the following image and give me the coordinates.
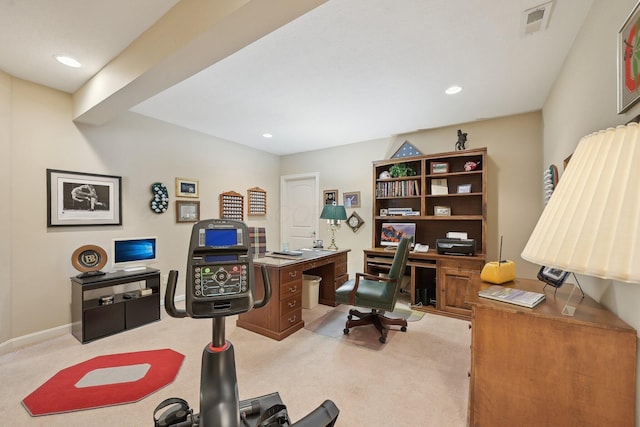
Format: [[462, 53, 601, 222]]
[[343, 191, 361, 208], [434, 205, 451, 216], [324, 189, 338, 205], [175, 178, 199, 198], [380, 208, 388, 217], [457, 184, 472, 194], [176, 200, 200, 223], [431, 162, 449, 174]]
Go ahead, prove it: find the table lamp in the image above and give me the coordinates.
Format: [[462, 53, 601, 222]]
[[320, 204, 347, 251], [521, 123, 640, 313]]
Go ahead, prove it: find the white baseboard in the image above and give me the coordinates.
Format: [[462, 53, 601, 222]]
[[0, 323, 70, 356], [1, 294, 186, 355]]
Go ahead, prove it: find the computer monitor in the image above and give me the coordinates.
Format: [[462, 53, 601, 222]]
[[380, 222, 416, 247], [112, 237, 157, 271]]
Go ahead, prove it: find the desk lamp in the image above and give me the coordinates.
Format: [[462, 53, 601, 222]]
[[320, 204, 347, 250], [521, 123, 640, 314]]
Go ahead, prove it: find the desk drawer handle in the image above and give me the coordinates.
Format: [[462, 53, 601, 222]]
[[288, 286, 298, 293], [289, 271, 298, 278], [288, 300, 297, 308], [288, 315, 297, 324]]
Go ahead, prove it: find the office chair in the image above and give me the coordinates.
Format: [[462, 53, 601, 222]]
[[335, 237, 411, 343]]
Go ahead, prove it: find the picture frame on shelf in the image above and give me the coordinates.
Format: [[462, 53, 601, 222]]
[[176, 200, 200, 223], [434, 205, 451, 216], [431, 162, 449, 174], [380, 208, 388, 216], [47, 169, 122, 227], [457, 184, 472, 194], [343, 191, 361, 208], [324, 189, 338, 205], [618, 1, 640, 113], [175, 177, 199, 198]]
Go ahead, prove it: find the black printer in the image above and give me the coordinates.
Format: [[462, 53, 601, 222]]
[[436, 238, 476, 256]]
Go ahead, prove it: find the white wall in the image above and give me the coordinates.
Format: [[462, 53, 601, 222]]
[[0, 71, 11, 344], [4, 77, 280, 344], [543, 0, 640, 423]]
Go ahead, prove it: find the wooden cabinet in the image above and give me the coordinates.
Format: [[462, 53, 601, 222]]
[[467, 276, 637, 426], [71, 268, 161, 343], [437, 258, 483, 318], [369, 148, 487, 320]]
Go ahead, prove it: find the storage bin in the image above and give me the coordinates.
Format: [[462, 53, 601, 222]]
[[302, 274, 321, 309]]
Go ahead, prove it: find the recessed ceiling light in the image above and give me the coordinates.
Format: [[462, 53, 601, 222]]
[[445, 86, 462, 95], [55, 55, 82, 68], [263, 133, 273, 138]]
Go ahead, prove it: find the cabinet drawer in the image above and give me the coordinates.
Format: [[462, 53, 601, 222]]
[[439, 258, 483, 272], [84, 303, 125, 342], [280, 279, 302, 300], [125, 294, 160, 329], [280, 265, 303, 285], [280, 294, 301, 315], [279, 308, 301, 332], [335, 262, 347, 277]]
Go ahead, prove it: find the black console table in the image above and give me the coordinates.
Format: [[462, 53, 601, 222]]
[[71, 268, 161, 343]]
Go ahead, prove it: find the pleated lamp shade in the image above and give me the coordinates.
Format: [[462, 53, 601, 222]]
[[521, 123, 640, 283]]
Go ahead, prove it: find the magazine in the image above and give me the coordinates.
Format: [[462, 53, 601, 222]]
[[478, 285, 545, 308]]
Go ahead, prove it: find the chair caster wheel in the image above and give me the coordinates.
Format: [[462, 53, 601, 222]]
[[401, 326, 407, 332], [379, 336, 386, 344], [347, 314, 353, 320], [343, 328, 350, 335]]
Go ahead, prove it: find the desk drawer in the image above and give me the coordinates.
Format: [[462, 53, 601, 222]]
[[280, 265, 302, 284], [280, 279, 302, 300], [439, 258, 483, 272], [279, 308, 302, 332], [280, 294, 301, 315]]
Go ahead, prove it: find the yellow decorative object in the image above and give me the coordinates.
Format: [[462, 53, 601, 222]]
[[480, 261, 516, 284]]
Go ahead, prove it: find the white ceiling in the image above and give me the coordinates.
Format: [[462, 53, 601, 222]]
[[0, 0, 594, 155]]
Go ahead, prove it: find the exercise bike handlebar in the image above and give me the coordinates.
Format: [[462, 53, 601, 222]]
[[165, 270, 187, 318], [253, 264, 271, 309]]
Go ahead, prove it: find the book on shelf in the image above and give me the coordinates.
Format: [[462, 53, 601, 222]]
[[478, 285, 545, 308]]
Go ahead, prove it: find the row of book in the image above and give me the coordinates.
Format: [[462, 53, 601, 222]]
[[376, 179, 420, 197]]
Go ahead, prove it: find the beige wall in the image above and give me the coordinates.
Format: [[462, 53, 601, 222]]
[[281, 112, 543, 279], [543, 0, 640, 423], [0, 71, 10, 344], [3, 77, 280, 345]]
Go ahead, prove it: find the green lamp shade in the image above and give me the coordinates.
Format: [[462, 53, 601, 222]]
[[320, 205, 347, 221]]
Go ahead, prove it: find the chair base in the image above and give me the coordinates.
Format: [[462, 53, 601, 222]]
[[343, 308, 407, 343]]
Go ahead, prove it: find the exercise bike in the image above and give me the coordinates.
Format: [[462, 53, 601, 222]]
[[154, 219, 339, 427]]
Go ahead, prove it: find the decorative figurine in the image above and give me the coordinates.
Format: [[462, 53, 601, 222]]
[[455, 129, 468, 150]]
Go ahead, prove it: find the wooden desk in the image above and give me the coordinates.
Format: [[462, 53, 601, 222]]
[[236, 249, 349, 340], [467, 275, 637, 426]]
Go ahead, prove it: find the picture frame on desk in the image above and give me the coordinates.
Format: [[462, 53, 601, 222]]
[[46, 169, 122, 227]]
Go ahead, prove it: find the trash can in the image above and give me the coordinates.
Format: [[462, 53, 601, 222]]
[[302, 274, 322, 309]]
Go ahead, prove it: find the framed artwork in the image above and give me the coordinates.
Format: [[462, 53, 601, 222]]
[[431, 162, 449, 174], [175, 177, 199, 198], [324, 189, 338, 205], [47, 169, 122, 227], [618, 2, 640, 113], [457, 184, 472, 194], [176, 200, 200, 223], [343, 191, 361, 208]]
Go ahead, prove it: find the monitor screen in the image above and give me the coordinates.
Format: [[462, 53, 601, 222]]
[[380, 223, 416, 246], [112, 237, 157, 269]]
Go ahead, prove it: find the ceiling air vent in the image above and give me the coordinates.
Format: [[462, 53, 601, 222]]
[[521, 1, 553, 36]]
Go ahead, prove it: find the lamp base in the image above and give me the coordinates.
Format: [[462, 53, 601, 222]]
[[327, 226, 339, 251]]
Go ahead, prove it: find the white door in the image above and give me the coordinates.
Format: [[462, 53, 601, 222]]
[[281, 173, 319, 250]]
